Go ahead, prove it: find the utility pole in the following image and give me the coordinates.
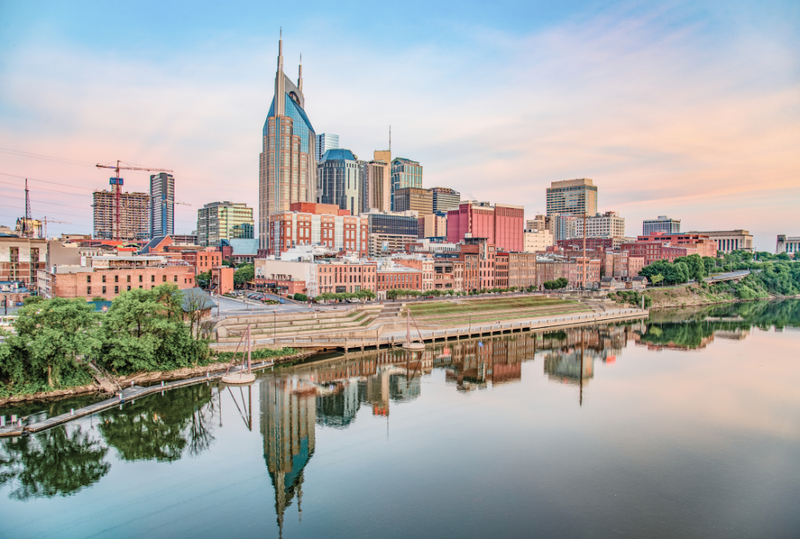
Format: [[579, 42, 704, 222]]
[[582, 211, 588, 291]]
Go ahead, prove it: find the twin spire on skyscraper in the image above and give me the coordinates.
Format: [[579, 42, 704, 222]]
[[274, 28, 303, 112]]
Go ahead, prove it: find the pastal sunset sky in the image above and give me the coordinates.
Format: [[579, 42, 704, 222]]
[[0, 0, 797, 249]]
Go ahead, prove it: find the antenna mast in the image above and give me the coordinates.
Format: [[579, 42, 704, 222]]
[[22, 179, 32, 238]]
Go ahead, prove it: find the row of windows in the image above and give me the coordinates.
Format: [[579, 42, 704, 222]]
[[86, 274, 179, 284]]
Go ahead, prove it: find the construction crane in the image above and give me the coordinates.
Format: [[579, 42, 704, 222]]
[[41, 217, 73, 239], [96, 160, 173, 240]]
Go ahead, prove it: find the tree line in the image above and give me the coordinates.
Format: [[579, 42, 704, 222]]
[[638, 251, 800, 299], [0, 285, 212, 397]]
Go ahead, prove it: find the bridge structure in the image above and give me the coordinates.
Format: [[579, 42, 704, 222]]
[[704, 270, 751, 284]]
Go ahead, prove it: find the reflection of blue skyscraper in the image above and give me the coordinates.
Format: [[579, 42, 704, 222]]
[[260, 377, 316, 535], [259, 33, 317, 251]]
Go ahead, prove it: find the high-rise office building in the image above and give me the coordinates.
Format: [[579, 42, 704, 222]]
[[362, 153, 391, 213], [546, 178, 598, 216], [575, 211, 626, 238], [317, 149, 361, 216], [316, 133, 339, 162], [259, 34, 317, 251], [394, 187, 433, 214], [430, 187, 461, 213], [197, 201, 255, 247], [149, 172, 175, 238], [643, 216, 681, 235], [391, 158, 422, 210], [92, 190, 150, 241]]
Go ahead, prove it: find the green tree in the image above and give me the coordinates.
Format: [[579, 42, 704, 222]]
[[195, 271, 211, 288], [3, 298, 100, 388], [233, 264, 254, 288], [675, 254, 706, 281], [97, 285, 208, 374]]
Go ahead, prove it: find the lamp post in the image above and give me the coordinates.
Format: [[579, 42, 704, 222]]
[[469, 312, 472, 334], [273, 310, 277, 343]]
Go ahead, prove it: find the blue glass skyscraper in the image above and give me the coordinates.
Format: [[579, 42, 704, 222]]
[[259, 33, 317, 251]]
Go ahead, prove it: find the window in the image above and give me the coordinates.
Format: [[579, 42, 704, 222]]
[[102, 275, 106, 283], [151, 275, 155, 282], [139, 275, 143, 282], [114, 275, 119, 283], [87, 286, 91, 295], [127, 275, 131, 283], [86, 275, 91, 283], [162, 275, 166, 282], [102, 286, 106, 294], [173, 275, 178, 282]]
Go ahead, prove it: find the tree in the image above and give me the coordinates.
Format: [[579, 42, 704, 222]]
[[675, 254, 706, 281], [97, 285, 209, 374], [195, 271, 211, 289], [650, 273, 664, 286], [233, 264, 254, 288], [4, 298, 100, 388]]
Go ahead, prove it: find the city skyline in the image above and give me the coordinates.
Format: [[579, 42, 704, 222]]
[[0, 1, 797, 250]]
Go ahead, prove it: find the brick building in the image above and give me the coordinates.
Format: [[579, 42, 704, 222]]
[[38, 255, 196, 301], [446, 201, 524, 253], [269, 203, 368, 257], [635, 233, 717, 258], [377, 266, 423, 298], [0, 236, 47, 292], [391, 256, 435, 292]]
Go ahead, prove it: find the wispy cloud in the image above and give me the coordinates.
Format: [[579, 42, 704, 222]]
[[0, 2, 797, 248]]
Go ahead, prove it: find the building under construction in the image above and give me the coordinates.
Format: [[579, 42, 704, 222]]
[[92, 190, 150, 241]]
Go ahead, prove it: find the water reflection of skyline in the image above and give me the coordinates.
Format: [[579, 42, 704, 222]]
[[3, 299, 799, 537]]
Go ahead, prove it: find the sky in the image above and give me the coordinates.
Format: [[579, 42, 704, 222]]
[[0, 0, 797, 251]]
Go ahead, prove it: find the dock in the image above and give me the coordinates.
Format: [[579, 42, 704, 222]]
[[0, 360, 276, 438]]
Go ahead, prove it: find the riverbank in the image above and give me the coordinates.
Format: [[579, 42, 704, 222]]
[[0, 348, 313, 407]]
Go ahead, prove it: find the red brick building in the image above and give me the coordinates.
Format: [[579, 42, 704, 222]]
[[635, 232, 717, 258], [621, 241, 690, 265], [377, 266, 423, 298], [38, 257, 195, 301], [446, 201, 524, 252], [269, 204, 368, 257], [317, 260, 377, 295]]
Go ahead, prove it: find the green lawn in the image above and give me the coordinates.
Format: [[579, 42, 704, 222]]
[[407, 297, 576, 317], [419, 306, 590, 325]]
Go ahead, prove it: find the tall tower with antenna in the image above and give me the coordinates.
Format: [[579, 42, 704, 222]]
[[259, 30, 317, 253]]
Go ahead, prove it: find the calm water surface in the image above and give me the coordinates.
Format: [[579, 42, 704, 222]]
[[1, 300, 799, 539]]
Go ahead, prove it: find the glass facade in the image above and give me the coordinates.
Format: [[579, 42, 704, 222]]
[[317, 149, 361, 215], [368, 213, 419, 236], [391, 158, 423, 210]]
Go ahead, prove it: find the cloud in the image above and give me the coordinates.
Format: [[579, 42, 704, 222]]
[[0, 3, 797, 248]]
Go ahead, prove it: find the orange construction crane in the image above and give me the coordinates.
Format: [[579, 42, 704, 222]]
[[96, 160, 173, 240]]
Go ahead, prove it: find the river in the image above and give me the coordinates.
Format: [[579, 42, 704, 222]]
[[1, 299, 799, 538]]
